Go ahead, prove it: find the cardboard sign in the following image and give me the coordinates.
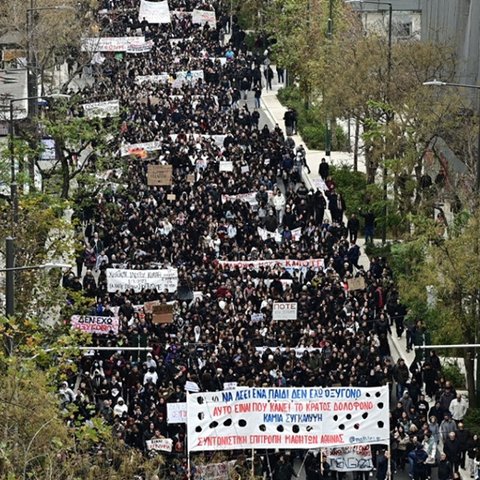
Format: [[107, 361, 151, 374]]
[[347, 277, 366, 291], [147, 164, 172, 186], [152, 304, 174, 324], [166, 194, 176, 201], [272, 302, 298, 321], [144, 300, 160, 313], [186, 174, 195, 184]]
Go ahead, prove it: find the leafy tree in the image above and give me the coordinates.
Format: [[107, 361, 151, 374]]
[[393, 212, 480, 406]]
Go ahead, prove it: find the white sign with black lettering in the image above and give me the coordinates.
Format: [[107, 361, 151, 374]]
[[272, 302, 298, 321]]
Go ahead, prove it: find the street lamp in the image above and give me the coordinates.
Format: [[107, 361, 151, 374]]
[[3, 237, 71, 317], [26, 4, 76, 118], [346, 0, 392, 244], [423, 79, 480, 194]]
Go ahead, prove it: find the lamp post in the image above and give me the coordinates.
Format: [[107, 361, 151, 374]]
[[346, 0, 392, 244], [3, 254, 71, 317], [26, 4, 76, 118], [7, 93, 70, 319]]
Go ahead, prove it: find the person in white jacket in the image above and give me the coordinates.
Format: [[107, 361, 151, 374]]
[[449, 394, 468, 422], [113, 397, 128, 417], [271, 189, 286, 224]]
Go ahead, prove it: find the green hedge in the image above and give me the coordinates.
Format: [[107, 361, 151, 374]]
[[277, 86, 348, 151]]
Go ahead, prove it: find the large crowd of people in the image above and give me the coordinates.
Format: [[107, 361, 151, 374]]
[[56, 1, 480, 479]]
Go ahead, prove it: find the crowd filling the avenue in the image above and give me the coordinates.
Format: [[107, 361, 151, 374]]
[[56, 0, 480, 479]]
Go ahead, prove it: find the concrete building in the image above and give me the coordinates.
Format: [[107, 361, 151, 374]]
[[421, 0, 480, 90], [346, 0, 422, 41]]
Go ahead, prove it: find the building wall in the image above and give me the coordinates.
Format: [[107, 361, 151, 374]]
[[421, 0, 480, 88]]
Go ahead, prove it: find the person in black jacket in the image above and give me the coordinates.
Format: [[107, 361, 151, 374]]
[[273, 455, 298, 480], [444, 431, 461, 472], [437, 453, 453, 480], [347, 213, 360, 243]]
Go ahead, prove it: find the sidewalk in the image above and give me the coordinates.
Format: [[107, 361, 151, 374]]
[[260, 75, 421, 362], [260, 77, 371, 270]]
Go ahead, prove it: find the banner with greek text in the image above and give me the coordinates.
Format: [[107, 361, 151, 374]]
[[81, 36, 146, 52], [82, 100, 120, 118], [126, 39, 154, 53], [71, 315, 119, 335], [325, 445, 373, 472], [217, 258, 324, 270], [139, 0, 171, 23], [135, 74, 170, 85], [107, 268, 178, 293], [187, 386, 389, 452], [221, 191, 273, 209], [146, 438, 173, 452]]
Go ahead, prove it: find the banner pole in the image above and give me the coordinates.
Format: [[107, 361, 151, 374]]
[[186, 389, 191, 479], [387, 445, 392, 480], [251, 448, 255, 478], [320, 448, 324, 475]]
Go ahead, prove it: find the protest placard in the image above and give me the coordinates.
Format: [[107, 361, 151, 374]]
[[146, 438, 173, 452], [186, 174, 195, 184], [347, 277, 366, 291], [82, 100, 120, 118], [71, 315, 119, 335], [139, 0, 171, 23], [194, 461, 236, 480], [219, 161, 234, 172], [107, 268, 178, 293], [120, 140, 163, 156], [135, 74, 170, 85], [152, 304, 174, 324], [166, 194, 176, 201], [144, 300, 160, 313], [192, 9, 216, 27], [223, 382, 238, 390], [167, 402, 187, 423], [272, 302, 298, 321], [241, 165, 250, 174], [187, 386, 389, 452], [147, 165, 172, 186], [325, 445, 373, 471]]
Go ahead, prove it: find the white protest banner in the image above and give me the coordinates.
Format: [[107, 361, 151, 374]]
[[185, 380, 200, 393], [126, 39, 154, 53], [187, 386, 389, 452], [139, 0, 171, 23], [146, 438, 173, 452], [120, 140, 163, 156], [135, 74, 169, 85], [272, 302, 298, 321], [175, 69, 204, 83], [218, 258, 324, 270], [167, 402, 187, 423], [223, 382, 238, 390], [107, 268, 178, 293], [81, 36, 146, 52], [192, 9, 217, 27], [255, 347, 322, 358], [325, 445, 373, 472], [219, 161, 233, 172], [82, 100, 120, 119], [194, 461, 236, 480], [257, 226, 281, 243], [221, 191, 273, 209], [71, 315, 119, 335]]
